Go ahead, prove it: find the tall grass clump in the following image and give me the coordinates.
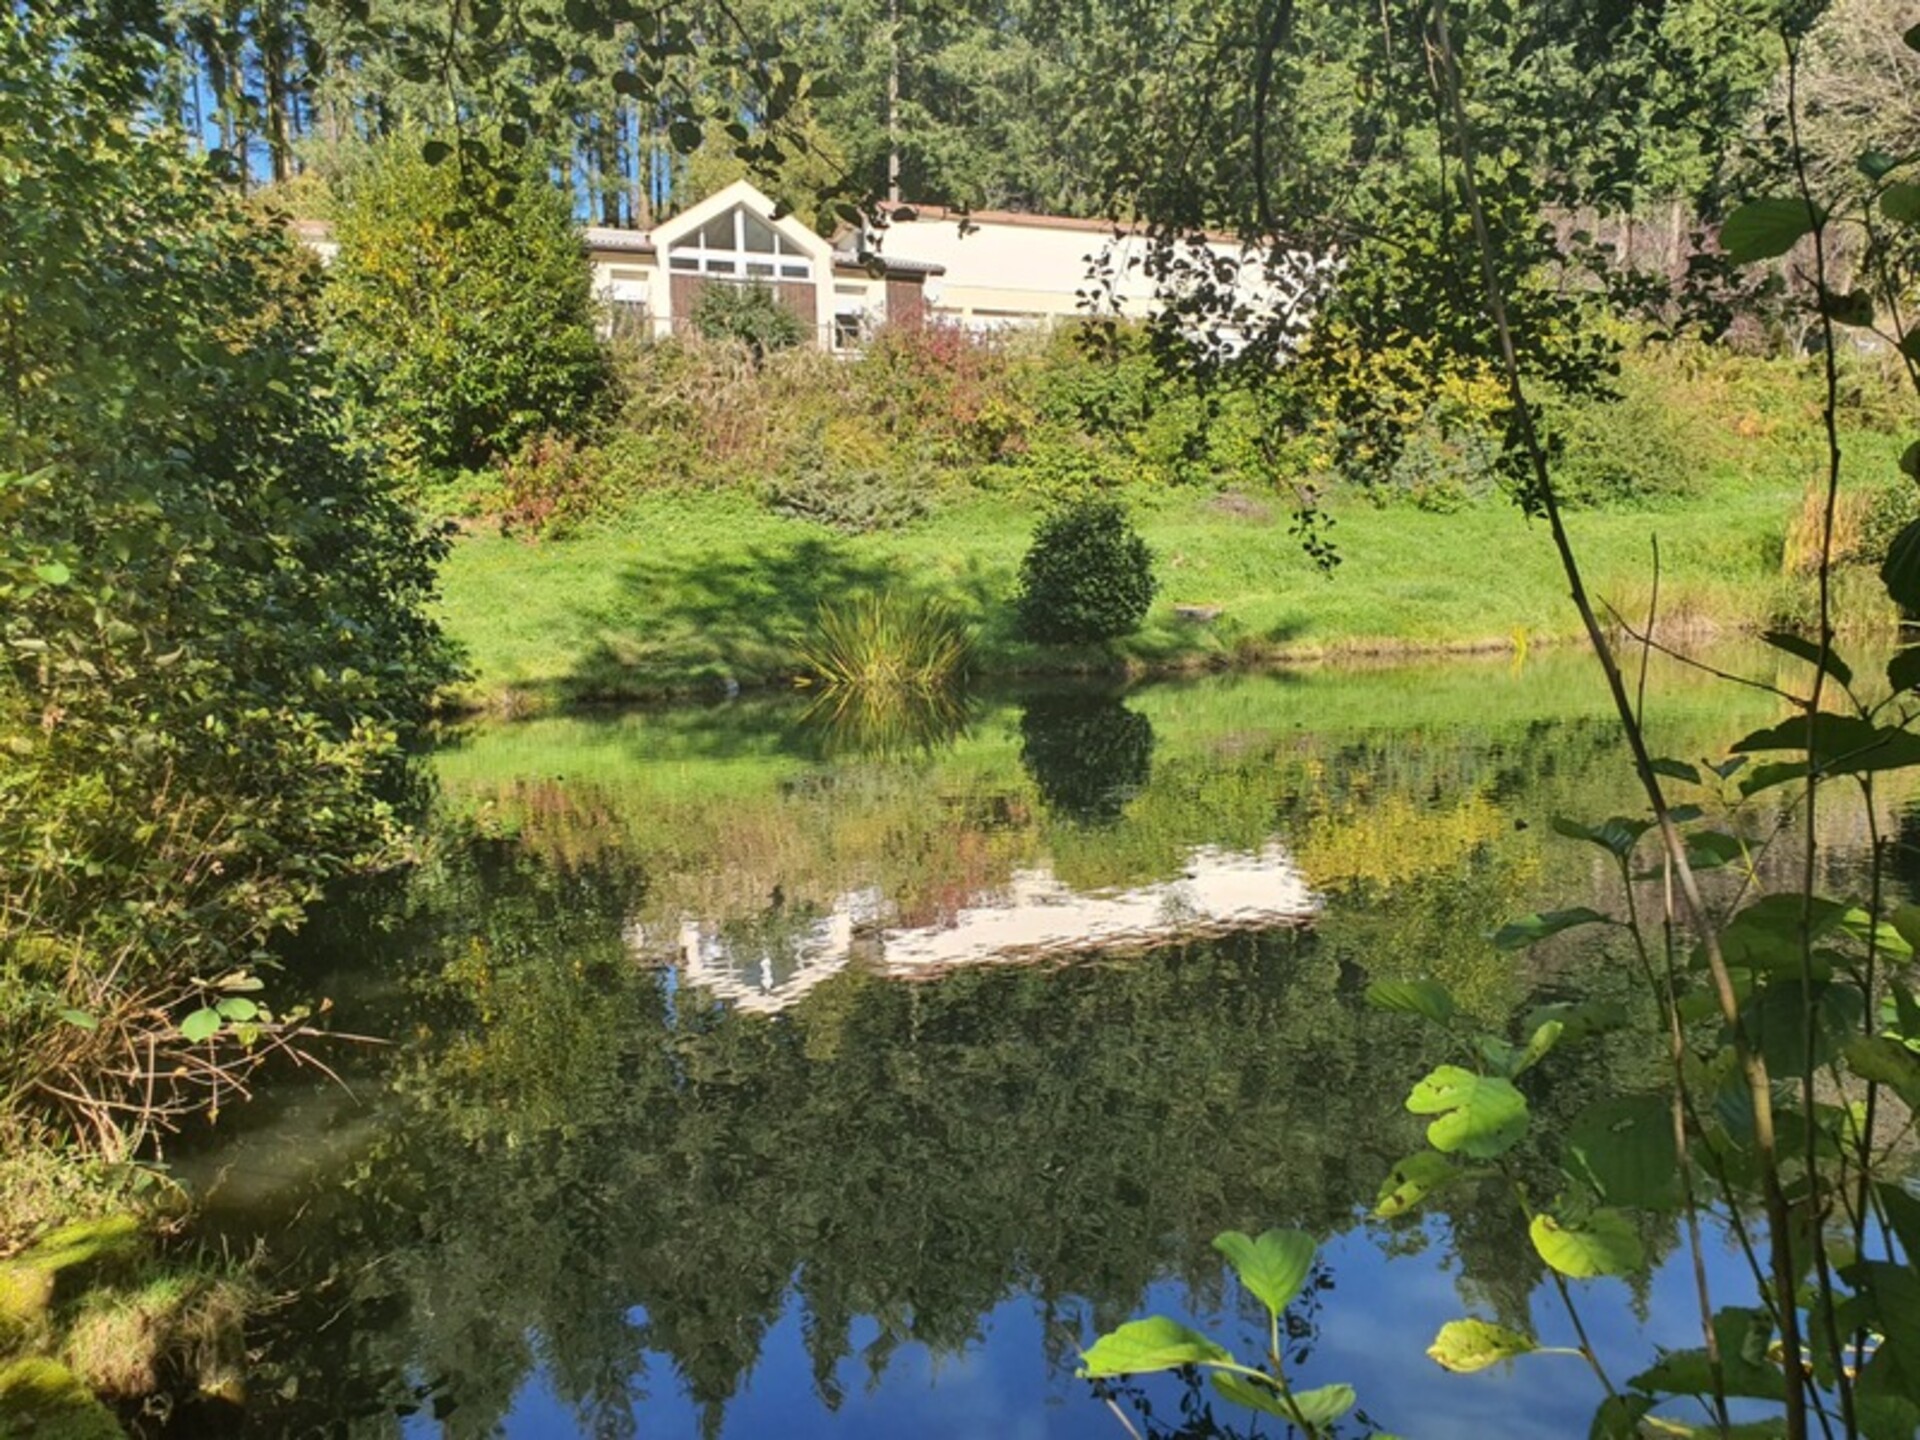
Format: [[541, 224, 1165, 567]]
[[797, 593, 975, 692]]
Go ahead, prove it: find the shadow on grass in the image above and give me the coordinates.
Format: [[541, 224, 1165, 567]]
[[557, 535, 1006, 706]]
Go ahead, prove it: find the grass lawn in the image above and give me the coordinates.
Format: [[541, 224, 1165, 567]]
[[436, 454, 1886, 709]]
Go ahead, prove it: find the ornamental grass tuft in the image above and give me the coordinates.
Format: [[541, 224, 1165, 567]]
[[797, 593, 975, 693]]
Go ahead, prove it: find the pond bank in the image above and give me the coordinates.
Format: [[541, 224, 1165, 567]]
[[433, 478, 1889, 713]]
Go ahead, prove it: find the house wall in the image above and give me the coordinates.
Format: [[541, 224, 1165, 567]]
[[866, 214, 1325, 336], [591, 252, 924, 351], [869, 218, 1161, 326], [883, 276, 926, 329]]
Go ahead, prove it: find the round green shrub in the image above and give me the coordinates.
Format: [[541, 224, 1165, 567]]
[[1014, 499, 1157, 643]]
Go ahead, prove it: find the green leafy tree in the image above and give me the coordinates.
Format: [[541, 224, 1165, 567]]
[[324, 140, 610, 477], [0, 6, 456, 1152]]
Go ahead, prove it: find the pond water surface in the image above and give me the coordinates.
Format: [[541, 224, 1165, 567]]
[[181, 648, 1919, 1439]]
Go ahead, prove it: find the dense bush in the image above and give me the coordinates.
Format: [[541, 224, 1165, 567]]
[[0, 11, 457, 1153], [325, 139, 609, 476], [498, 433, 610, 539], [856, 321, 1029, 463], [1015, 500, 1158, 643], [578, 318, 1868, 538], [1540, 363, 1696, 507], [690, 280, 809, 359], [759, 453, 931, 532]]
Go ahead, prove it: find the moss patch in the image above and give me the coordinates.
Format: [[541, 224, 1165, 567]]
[[0, 1356, 123, 1439]]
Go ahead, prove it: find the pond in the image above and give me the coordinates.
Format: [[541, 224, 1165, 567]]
[[175, 647, 1918, 1438]]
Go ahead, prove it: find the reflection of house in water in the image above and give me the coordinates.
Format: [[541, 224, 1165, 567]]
[[629, 843, 1318, 1015]]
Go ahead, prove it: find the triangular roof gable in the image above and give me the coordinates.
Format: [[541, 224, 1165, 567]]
[[652, 179, 833, 263]]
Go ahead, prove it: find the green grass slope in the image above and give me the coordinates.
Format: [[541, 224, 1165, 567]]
[[438, 467, 1841, 709]]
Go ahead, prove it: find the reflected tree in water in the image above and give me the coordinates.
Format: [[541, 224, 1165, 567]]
[[230, 673, 1810, 1437], [1019, 692, 1156, 826]]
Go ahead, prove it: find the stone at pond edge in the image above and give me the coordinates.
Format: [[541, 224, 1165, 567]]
[[0, 1356, 125, 1439], [1174, 604, 1224, 624]]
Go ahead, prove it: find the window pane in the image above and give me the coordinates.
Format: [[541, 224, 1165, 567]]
[[697, 214, 733, 250], [746, 260, 775, 276], [741, 210, 778, 253], [669, 255, 698, 270]]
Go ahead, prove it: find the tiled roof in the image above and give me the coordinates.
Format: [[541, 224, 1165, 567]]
[[857, 202, 1242, 247], [831, 249, 946, 277], [582, 225, 656, 254]]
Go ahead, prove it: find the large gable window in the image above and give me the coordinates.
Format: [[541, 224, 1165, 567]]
[[668, 205, 812, 280]]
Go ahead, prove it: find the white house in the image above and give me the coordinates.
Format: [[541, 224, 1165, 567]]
[[586, 180, 944, 350], [302, 177, 1329, 352], [847, 200, 1336, 349]]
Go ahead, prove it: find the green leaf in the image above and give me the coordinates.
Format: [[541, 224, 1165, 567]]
[[1819, 289, 1875, 327], [1876, 1182, 1920, 1263], [1737, 760, 1808, 797], [1211, 1229, 1315, 1317], [1760, 630, 1852, 687], [1844, 1036, 1920, 1106], [1551, 815, 1650, 858], [611, 70, 646, 98], [421, 139, 452, 166], [1649, 757, 1701, 785], [215, 997, 259, 1022], [1884, 518, 1920, 614], [1363, 978, 1455, 1024], [1717, 893, 1849, 972], [1210, 1373, 1352, 1428], [1685, 830, 1745, 871], [1427, 1318, 1539, 1373], [1631, 1309, 1783, 1400], [56, 1009, 98, 1031], [1078, 1317, 1231, 1378], [1744, 980, 1864, 1076], [1892, 977, 1920, 1038], [1720, 197, 1824, 263], [1841, 905, 1914, 960], [1884, 183, 1920, 225], [1529, 1209, 1644, 1278], [1374, 1151, 1461, 1219], [1860, 151, 1900, 181], [1209, 1371, 1297, 1421], [32, 561, 70, 586], [1906, 21, 1920, 51], [1889, 648, 1920, 695], [1524, 997, 1629, 1046], [1508, 1019, 1564, 1077], [1589, 1394, 1655, 1440], [179, 1008, 223, 1043], [1733, 713, 1920, 784], [1566, 1093, 1680, 1210], [1284, 1383, 1356, 1428], [1407, 1066, 1529, 1159], [1492, 907, 1612, 951]]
